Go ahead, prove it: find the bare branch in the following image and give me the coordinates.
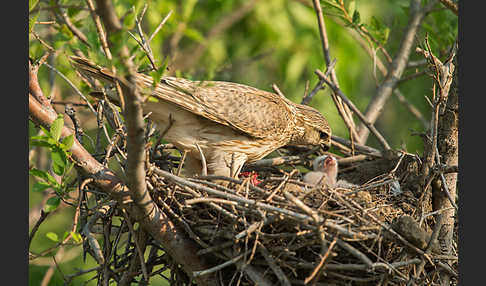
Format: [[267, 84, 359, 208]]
[[29, 63, 216, 285], [311, 0, 358, 141], [357, 0, 439, 144], [314, 69, 392, 152], [439, 0, 458, 15]]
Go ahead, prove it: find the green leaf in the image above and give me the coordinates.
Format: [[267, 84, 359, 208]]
[[29, 168, 50, 182], [46, 232, 59, 242], [86, 29, 101, 51], [39, 125, 51, 137], [62, 231, 70, 241], [32, 181, 51, 193], [352, 10, 360, 25], [29, 140, 54, 148], [59, 24, 74, 41], [123, 11, 136, 29], [44, 197, 61, 213], [51, 148, 67, 176], [182, 0, 198, 21], [61, 134, 75, 151], [50, 114, 64, 141], [150, 57, 168, 88], [30, 134, 56, 148], [184, 27, 205, 43], [109, 31, 128, 58], [30, 168, 59, 187], [29, 0, 39, 12], [29, 10, 40, 34], [71, 231, 83, 243]]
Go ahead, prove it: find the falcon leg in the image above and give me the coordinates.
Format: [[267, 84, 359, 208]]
[[207, 152, 248, 185]]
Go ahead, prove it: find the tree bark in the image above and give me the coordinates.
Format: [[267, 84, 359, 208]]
[[432, 56, 458, 286]]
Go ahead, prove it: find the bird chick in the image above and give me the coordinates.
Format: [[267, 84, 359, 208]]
[[303, 155, 357, 189], [303, 155, 338, 188]]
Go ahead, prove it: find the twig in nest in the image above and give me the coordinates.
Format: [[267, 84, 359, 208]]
[[259, 243, 292, 286], [304, 237, 337, 284], [192, 253, 244, 277]]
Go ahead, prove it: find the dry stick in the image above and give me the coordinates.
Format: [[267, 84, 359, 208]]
[[407, 215, 444, 286], [350, 26, 430, 129], [434, 146, 458, 210], [334, 237, 373, 268], [311, 0, 358, 141], [32, 31, 56, 53], [155, 169, 314, 222], [29, 68, 215, 286], [121, 209, 149, 282], [417, 42, 458, 214], [44, 57, 97, 115], [192, 253, 244, 278], [300, 59, 336, 105], [304, 237, 337, 284], [54, 0, 91, 47], [258, 243, 292, 286], [148, 10, 173, 43], [194, 175, 287, 202], [128, 3, 156, 70], [315, 69, 392, 152], [82, 207, 108, 265], [85, 0, 125, 111], [394, 89, 429, 128], [94, 0, 158, 234], [331, 135, 382, 157], [29, 210, 50, 250], [40, 247, 66, 286], [439, 0, 458, 15], [357, 0, 439, 144]]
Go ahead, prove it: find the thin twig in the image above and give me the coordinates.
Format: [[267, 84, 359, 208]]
[[311, 0, 357, 138], [148, 10, 173, 43], [193, 254, 244, 277], [315, 69, 392, 151]]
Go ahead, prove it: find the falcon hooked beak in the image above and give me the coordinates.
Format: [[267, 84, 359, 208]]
[[321, 141, 331, 151]]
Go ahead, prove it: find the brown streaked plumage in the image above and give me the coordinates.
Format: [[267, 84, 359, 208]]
[[70, 56, 332, 179]]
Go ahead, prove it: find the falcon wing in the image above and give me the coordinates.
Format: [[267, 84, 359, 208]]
[[141, 76, 294, 139]]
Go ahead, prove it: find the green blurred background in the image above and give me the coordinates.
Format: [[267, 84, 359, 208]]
[[29, 0, 457, 284]]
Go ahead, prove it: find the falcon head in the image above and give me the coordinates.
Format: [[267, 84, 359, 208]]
[[290, 104, 332, 151]]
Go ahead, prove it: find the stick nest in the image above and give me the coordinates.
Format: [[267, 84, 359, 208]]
[[143, 146, 458, 285]]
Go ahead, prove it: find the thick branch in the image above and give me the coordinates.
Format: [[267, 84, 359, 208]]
[[357, 0, 438, 144], [29, 62, 215, 286]]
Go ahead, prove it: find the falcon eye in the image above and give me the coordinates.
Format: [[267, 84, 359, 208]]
[[320, 132, 329, 140]]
